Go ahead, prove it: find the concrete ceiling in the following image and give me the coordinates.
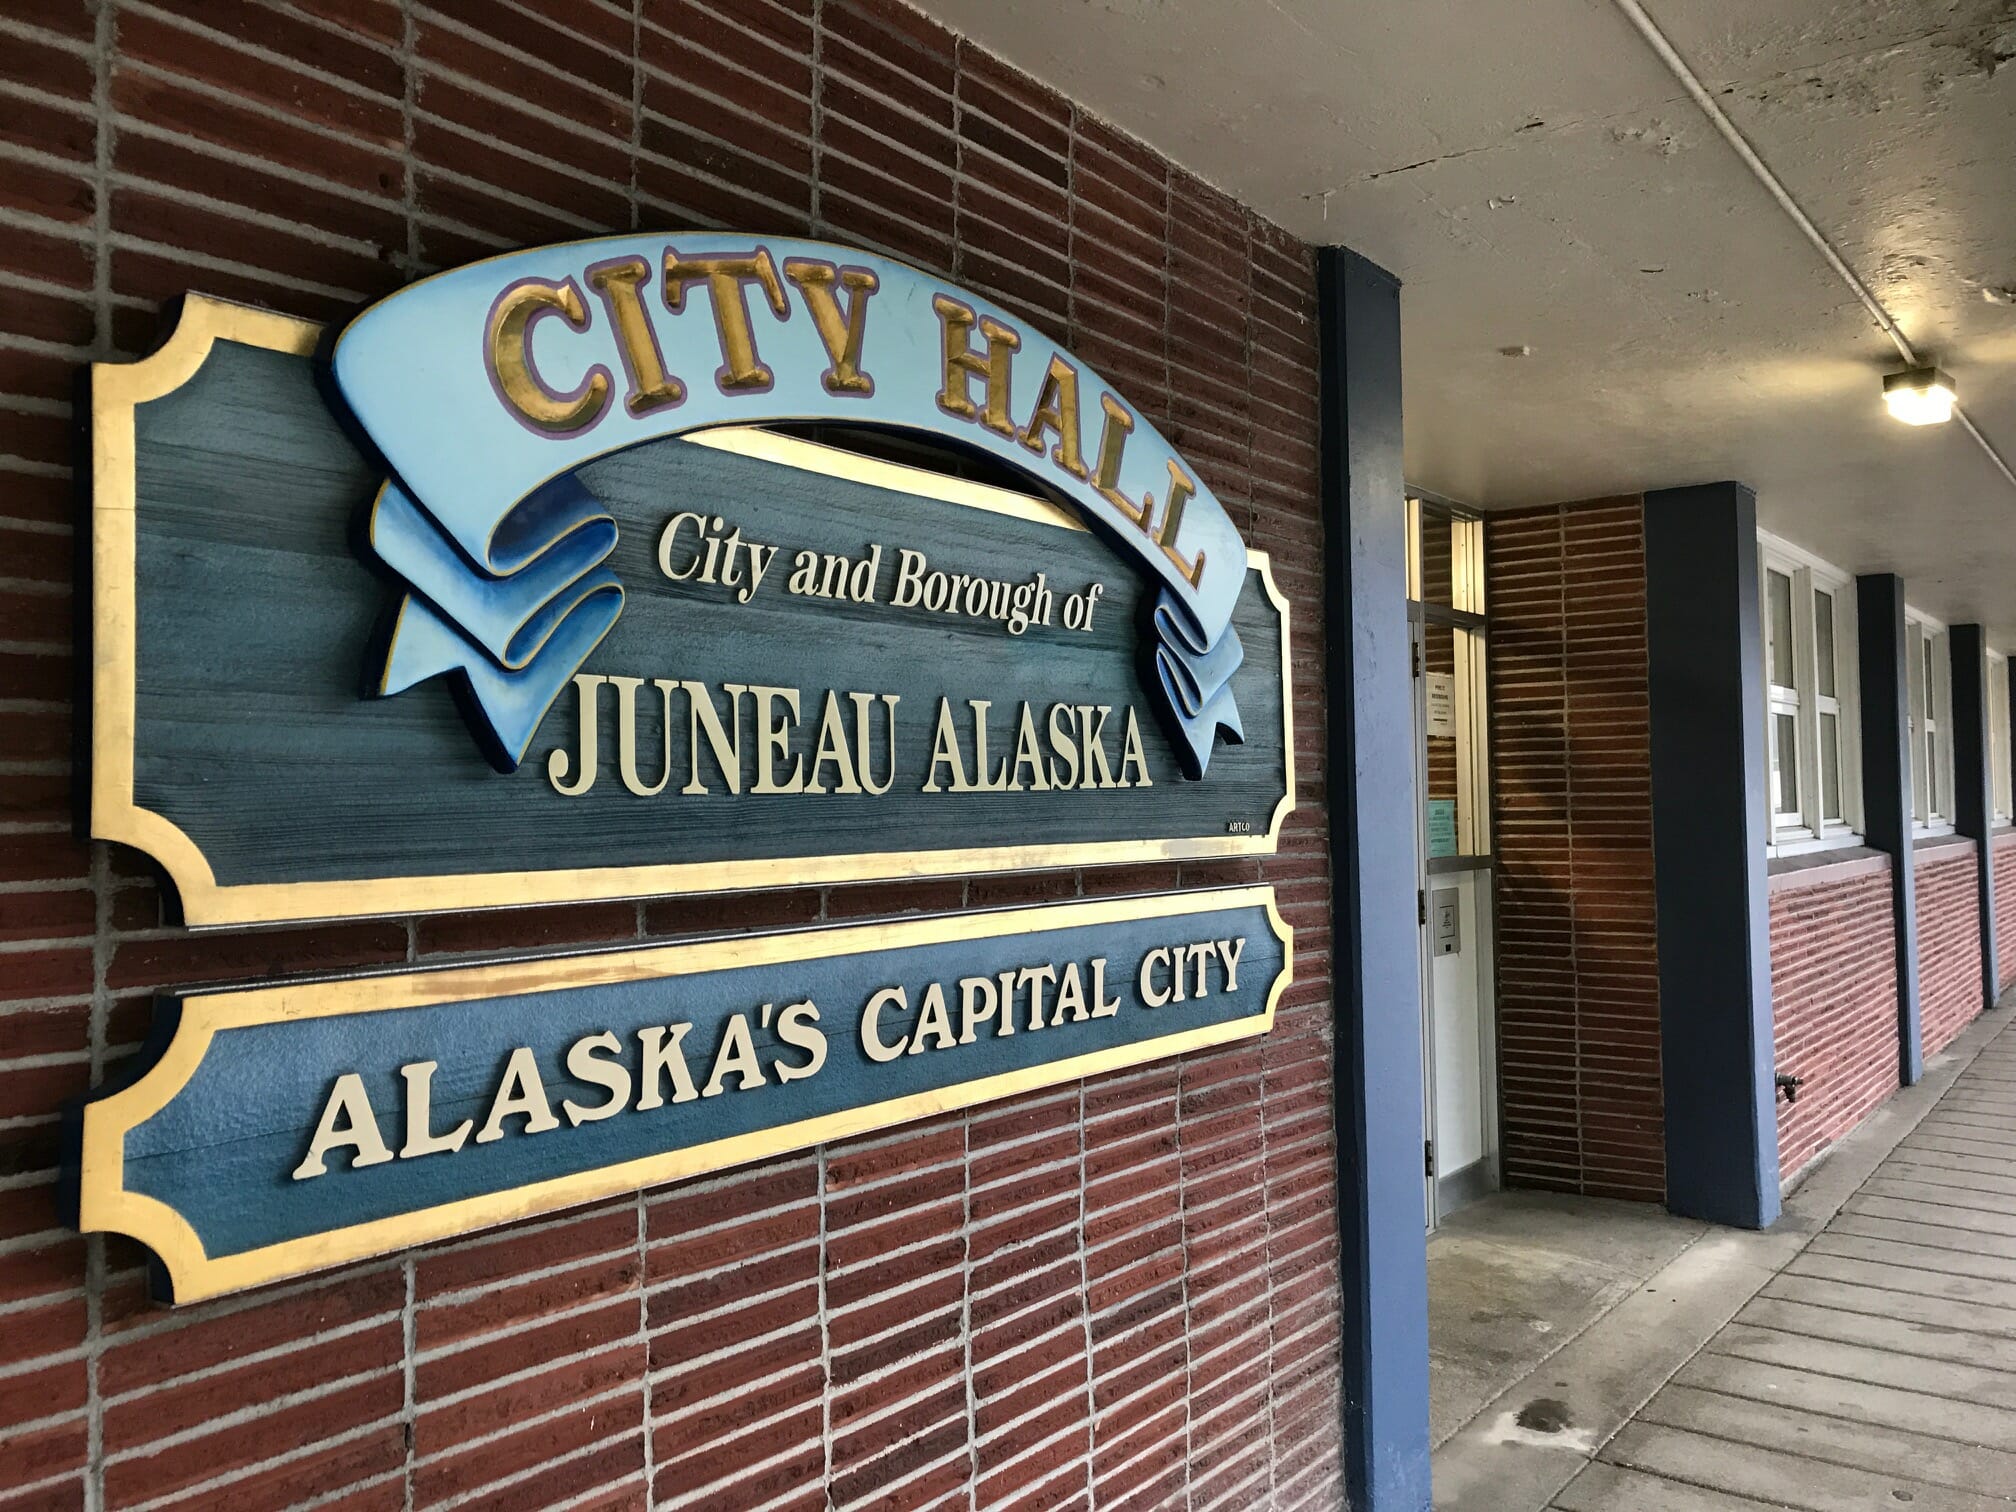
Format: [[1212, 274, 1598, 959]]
[[911, 0, 2016, 639]]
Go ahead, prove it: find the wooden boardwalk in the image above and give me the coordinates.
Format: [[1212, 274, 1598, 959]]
[[1553, 1022, 2016, 1510]]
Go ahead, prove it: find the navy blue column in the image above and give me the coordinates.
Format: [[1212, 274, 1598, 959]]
[[2005, 654, 2016, 1007], [1857, 574, 1923, 1084], [1951, 625, 1997, 1013], [2005, 654, 2016, 1004], [1317, 246, 1430, 1510], [1644, 483, 1780, 1229]]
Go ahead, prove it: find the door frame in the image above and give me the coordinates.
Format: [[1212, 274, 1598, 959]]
[[1408, 492, 1501, 1229]]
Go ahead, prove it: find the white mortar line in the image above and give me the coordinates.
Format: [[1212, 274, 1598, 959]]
[[638, 1350, 820, 1440], [642, 1306, 821, 1391], [399, 1250, 417, 1512], [0, 337, 97, 377], [99, 114, 401, 221], [116, 0, 399, 105], [81, 2, 113, 1468], [415, 1226, 641, 1311], [97, 231, 362, 302], [624, 0, 641, 238], [979, 1452, 1087, 1511], [0, 457, 74, 483], [806, 0, 825, 240], [0, 766, 72, 788], [959, 1105, 980, 1510], [0, 1266, 79, 1306], [1194, 1459, 1272, 1510], [100, 1355, 400, 1463], [21, 1302, 392, 1395], [1089, 1402, 1189, 1501], [415, 1289, 658, 1380], [115, 1403, 404, 1512], [831, 1437, 972, 1512], [815, 1132, 835, 1504], [969, 1344, 1090, 1449], [969, 1411, 1088, 1494], [409, 1405, 634, 1512], [805, 1215, 961, 1287], [91, 162, 396, 253], [632, 1188, 652, 1507], [407, 1376, 638, 1478], [1071, 1077, 1099, 1503]]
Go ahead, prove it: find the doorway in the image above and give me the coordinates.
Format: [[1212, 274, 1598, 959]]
[[1408, 495, 1498, 1227]]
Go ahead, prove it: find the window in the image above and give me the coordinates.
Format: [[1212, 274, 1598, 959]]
[[1906, 610, 1954, 833], [1405, 496, 1491, 861], [1814, 586, 1844, 824], [1759, 533, 1862, 853], [1765, 567, 1800, 825], [1992, 652, 2012, 826]]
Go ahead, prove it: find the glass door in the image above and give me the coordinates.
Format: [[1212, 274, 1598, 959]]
[[1408, 496, 1498, 1228]]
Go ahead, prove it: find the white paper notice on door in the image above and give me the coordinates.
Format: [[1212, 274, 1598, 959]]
[[1425, 671, 1456, 738]]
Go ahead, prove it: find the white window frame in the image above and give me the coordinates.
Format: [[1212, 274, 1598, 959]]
[[1991, 651, 2013, 826], [1906, 607, 1955, 836], [1404, 496, 1492, 859], [1759, 532, 1864, 856], [1764, 563, 1805, 835]]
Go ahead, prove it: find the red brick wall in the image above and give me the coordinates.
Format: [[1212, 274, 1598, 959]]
[[1917, 843, 1986, 1058], [1485, 499, 1664, 1202], [1996, 832, 2016, 993], [1767, 861, 1899, 1182], [0, 5, 1345, 1509]]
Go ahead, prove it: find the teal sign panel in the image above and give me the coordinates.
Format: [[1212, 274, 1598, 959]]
[[1426, 798, 1458, 859], [74, 888, 1290, 1302]]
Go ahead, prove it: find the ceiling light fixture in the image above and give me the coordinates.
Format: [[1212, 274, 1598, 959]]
[[1883, 366, 1956, 427]]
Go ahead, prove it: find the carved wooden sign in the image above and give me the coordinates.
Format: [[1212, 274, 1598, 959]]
[[75, 888, 1290, 1301], [88, 236, 1294, 926]]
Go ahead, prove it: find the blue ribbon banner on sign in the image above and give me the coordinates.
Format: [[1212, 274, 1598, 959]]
[[73, 888, 1290, 1303], [333, 235, 1249, 777]]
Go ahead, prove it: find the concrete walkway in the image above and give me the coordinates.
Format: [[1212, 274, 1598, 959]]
[[1427, 1193, 1707, 1449], [1435, 1007, 2016, 1511]]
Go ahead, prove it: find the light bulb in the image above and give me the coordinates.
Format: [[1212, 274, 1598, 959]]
[[1883, 367, 1956, 426]]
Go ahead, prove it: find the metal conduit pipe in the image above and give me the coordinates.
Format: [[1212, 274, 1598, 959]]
[[1609, 0, 2016, 492]]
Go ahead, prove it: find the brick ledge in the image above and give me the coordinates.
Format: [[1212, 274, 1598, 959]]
[[1767, 845, 1889, 892], [1914, 834, 1978, 866]]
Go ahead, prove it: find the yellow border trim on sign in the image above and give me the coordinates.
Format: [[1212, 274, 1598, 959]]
[[90, 296, 1298, 927], [78, 885, 1292, 1303]]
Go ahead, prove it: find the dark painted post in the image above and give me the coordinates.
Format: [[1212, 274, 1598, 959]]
[[1857, 574, 1923, 1085], [1951, 625, 1997, 1013], [1317, 245, 1430, 1510], [2004, 653, 2015, 1005], [1644, 482, 1780, 1229], [2005, 654, 2016, 1008]]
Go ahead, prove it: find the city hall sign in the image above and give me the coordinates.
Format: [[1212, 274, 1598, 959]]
[[78, 889, 1290, 1302], [88, 233, 1294, 927], [73, 236, 1295, 1300]]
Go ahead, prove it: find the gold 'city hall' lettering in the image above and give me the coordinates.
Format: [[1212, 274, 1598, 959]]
[[488, 250, 878, 428], [485, 277, 611, 434], [481, 244, 1205, 583], [932, 296, 1203, 588]]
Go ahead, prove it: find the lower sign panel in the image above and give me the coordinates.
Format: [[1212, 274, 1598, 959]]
[[76, 888, 1289, 1302]]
